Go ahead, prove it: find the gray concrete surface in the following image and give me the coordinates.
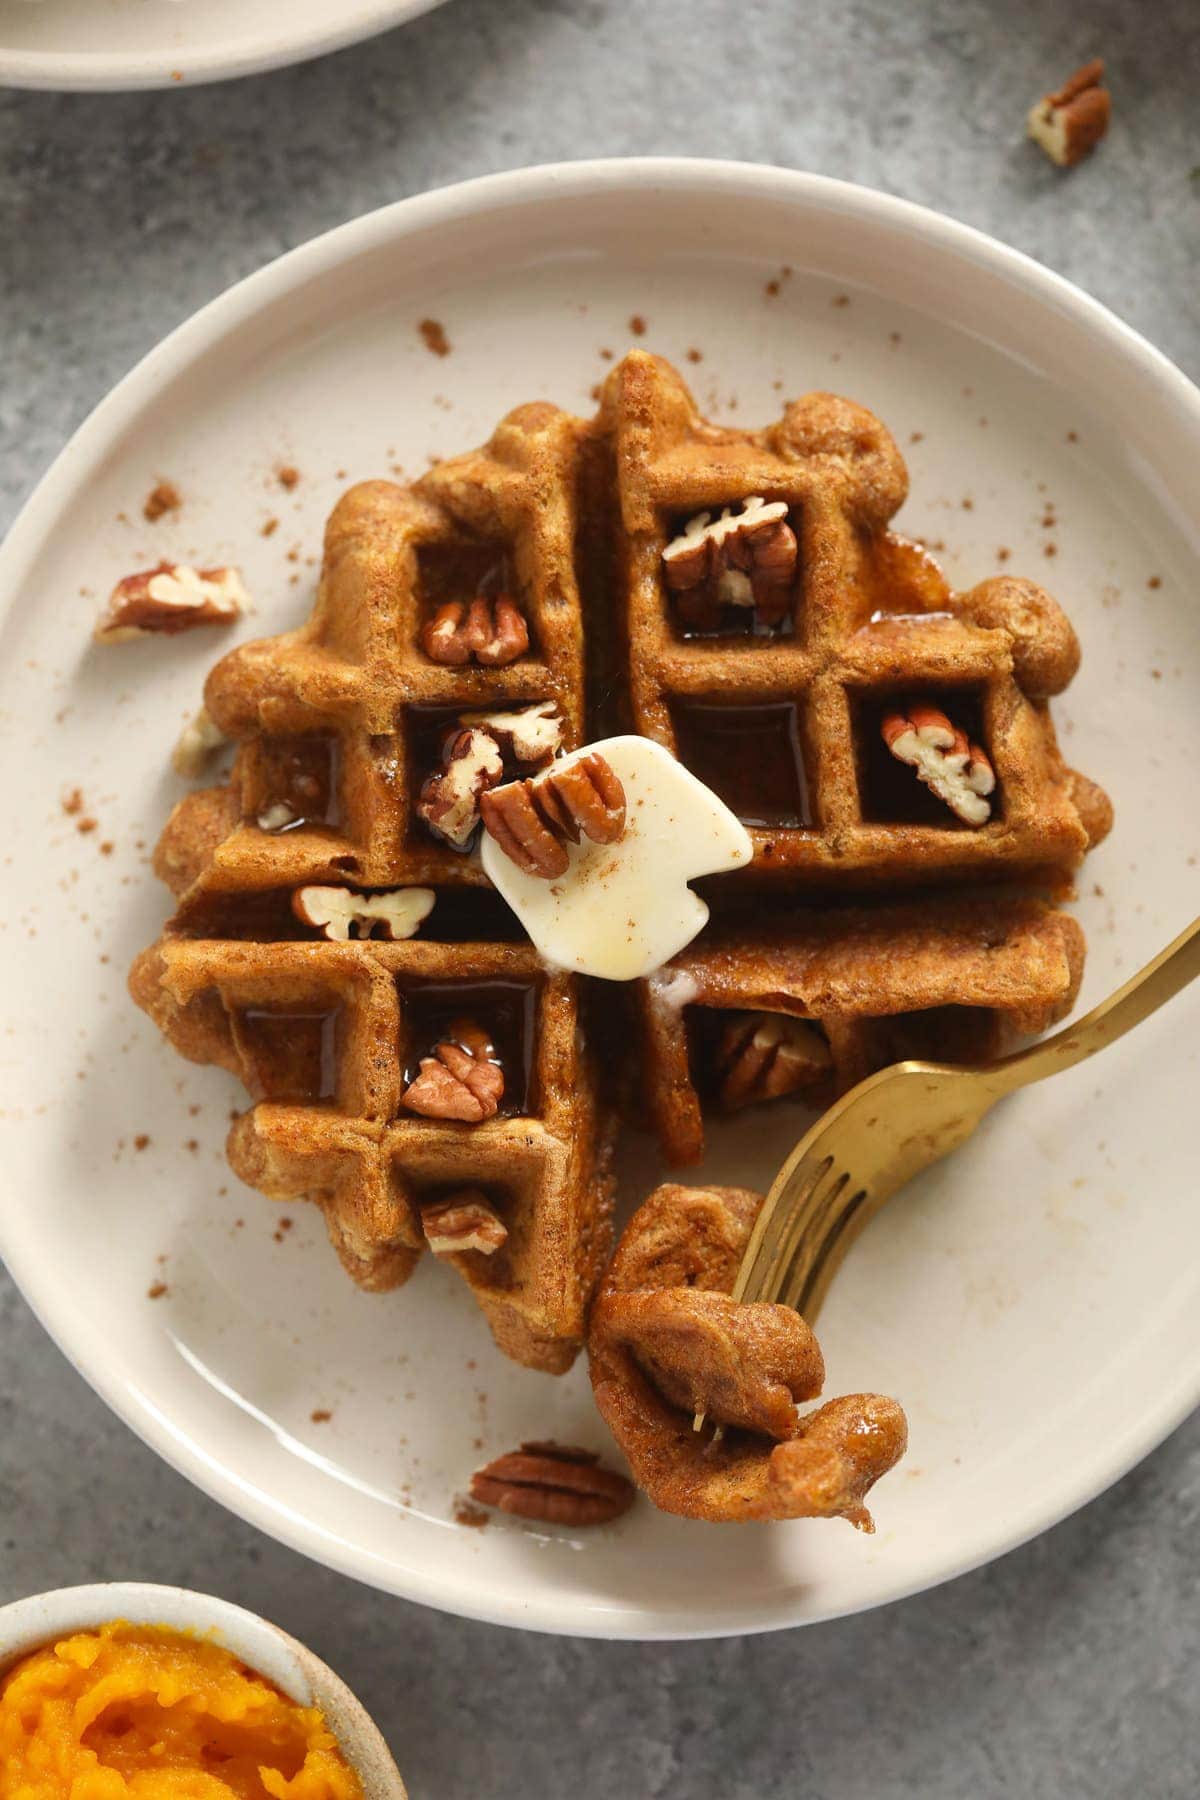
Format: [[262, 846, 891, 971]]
[[2, 1, 1198, 1794]]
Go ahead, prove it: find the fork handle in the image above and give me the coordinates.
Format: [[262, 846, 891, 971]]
[[980, 915, 1200, 1096]]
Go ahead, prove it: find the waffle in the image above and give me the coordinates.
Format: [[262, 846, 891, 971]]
[[589, 1183, 907, 1524], [131, 404, 613, 1375], [131, 352, 1110, 1378], [639, 894, 1084, 1164], [596, 350, 1111, 890]]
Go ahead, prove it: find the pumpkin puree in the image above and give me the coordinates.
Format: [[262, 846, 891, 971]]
[[0, 1622, 363, 1799]]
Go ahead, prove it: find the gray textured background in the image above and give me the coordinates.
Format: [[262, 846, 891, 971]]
[[2, 1, 1198, 1795]]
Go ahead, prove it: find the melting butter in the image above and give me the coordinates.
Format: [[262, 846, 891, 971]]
[[479, 736, 753, 982]]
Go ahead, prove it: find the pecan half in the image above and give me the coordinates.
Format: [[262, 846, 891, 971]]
[[716, 1012, 832, 1109], [470, 1441, 635, 1527], [480, 781, 569, 877], [401, 1019, 504, 1122], [421, 594, 530, 667], [481, 751, 626, 878], [1027, 59, 1110, 167], [881, 702, 996, 825], [420, 1189, 508, 1255], [95, 562, 248, 643], [416, 726, 503, 848], [292, 884, 436, 941], [663, 497, 797, 630]]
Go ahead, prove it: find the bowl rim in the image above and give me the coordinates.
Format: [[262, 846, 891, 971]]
[[1, 157, 1198, 1639], [0, 1581, 406, 1794], [0, 0, 447, 93]]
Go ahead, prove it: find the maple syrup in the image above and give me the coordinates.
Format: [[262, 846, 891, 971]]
[[670, 701, 813, 829], [253, 734, 341, 829], [236, 1006, 342, 1103]]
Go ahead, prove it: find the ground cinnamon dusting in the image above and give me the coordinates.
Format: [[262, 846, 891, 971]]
[[133, 1134, 150, 1151], [143, 480, 181, 522], [62, 788, 84, 815], [276, 465, 301, 491], [628, 315, 647, 336], [261, 517, 280, 537], [147, 1282, 168, 1299], [418, 319, 451, 357], [310, 1409, 333, 1423]]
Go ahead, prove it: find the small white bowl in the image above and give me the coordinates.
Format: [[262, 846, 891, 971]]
[[0, 1583, 406, 1797]]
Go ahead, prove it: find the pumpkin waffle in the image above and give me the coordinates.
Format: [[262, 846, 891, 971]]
[[131, 403, 612, 1375], [639, 894, 1085, 1164], [131, 353, 1110, 1382], [595, 350, 1111, 891]]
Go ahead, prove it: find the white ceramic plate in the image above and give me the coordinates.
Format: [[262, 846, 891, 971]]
[[1, 161, 1197, 1640], [0, 0, 448, 91]]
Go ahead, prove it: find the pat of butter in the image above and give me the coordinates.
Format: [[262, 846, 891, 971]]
[[479, 735, 753, 981]]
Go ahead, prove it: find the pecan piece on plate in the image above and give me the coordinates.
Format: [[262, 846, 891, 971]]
[[470, 1441, 635, 1527], [420, 1189, 508, 1256], [1027, 59, 1110, 168], [881, 701, 996, 825], [401, 1019, 504, 1122], [94, 561, 248, 643], [421, 594, 530, 667], [716, 1012, 832, 1109], [481, 751, 626, 878]]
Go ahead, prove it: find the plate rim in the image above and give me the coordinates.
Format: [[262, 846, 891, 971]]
[[2, 157, 1198, 1639], [0, 0, 448, 92]]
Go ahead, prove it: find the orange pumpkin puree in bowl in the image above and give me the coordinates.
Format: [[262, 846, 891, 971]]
[[0, 1620, 363, 1799]]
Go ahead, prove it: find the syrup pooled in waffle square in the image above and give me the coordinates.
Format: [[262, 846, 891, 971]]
[[131, 401, 613, 1375], [595, 350, 1111, 892], [638, 894, 1085, 1165]]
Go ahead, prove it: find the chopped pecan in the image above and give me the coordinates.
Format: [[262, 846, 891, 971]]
[[416, 726, 503, 848], [1027, 59, 1110, 167], [292, 884, 435, 941], [95, 562, 247, 643], [421, 594, 530, 667], [459, 699, 563, 769], [663, 497, 797, 629], [481, 751, 626, 878], [881, 702, 996, 825], [470, 1442, 635, 1527], [716, 1012, 832, 1108], [401, 1019, 504, 1122], [421, 1189, 508, 1255], [171, 706, 230, 777]]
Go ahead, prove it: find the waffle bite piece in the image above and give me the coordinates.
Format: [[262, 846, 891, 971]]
[[131, 403, 613, 1374], [589, 1183, 907, 1524], [596, 349, 1110, 889]]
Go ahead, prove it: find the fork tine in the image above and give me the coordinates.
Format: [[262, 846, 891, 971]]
[[781, 1184, 870, 1320], [736, 1154, 832, 1305], [766, 1164, 849, 1308]]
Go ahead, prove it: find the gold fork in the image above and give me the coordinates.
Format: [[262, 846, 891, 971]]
[[694, 915, 1200, 1433]]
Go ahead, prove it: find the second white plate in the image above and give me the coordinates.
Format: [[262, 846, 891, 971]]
[[1, 161, 1197, 1638], [0, 0, 449, 90]]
